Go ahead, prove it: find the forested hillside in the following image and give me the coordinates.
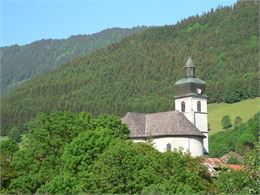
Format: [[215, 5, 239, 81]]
[[1, 1, 259, 135], [1, 27, 144, 95]]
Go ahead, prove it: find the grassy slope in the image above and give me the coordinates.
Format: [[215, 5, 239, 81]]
[[208, 97, 260, 135]]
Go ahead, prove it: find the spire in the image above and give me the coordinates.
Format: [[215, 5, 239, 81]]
[[185, 56, 195, 68], [184, 56, 195, 78]]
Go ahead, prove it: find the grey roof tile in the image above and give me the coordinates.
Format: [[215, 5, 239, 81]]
[[122, 110, 205, 138], [121, 112, 146, 137]]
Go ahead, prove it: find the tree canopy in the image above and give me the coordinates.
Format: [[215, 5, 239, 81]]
[[1, 111, 259, 194], [221, 115, 232, 129]]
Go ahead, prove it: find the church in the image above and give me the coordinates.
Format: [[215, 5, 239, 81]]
[[122, 57, 209, 156]]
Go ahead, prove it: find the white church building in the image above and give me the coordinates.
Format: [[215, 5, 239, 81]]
[[122, 57, 209, 156]]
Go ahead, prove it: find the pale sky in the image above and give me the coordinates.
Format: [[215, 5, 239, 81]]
[[1, 0, 237, 46]]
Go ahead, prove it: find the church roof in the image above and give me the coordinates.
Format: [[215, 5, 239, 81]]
[[122, 110, 205, 138], [185, 56, 195, 68], [175, 77, 206, 85]]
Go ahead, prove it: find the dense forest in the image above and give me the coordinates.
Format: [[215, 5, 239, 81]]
[[1, 111, 259, 194], [1, 1, 259, 135], [1, 27, 144, 95]]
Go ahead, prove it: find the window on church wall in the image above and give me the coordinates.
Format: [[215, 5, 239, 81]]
[[181, 101, 185, 112], [197, 101, 201, 112], [166, 143, 171, 151]]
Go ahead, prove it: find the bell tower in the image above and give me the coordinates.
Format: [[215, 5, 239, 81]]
[[174, 56, 208, 154]]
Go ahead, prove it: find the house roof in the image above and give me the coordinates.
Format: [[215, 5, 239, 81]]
[[221, 151, 244, 163], [202, 158, 243, 170], [121, 112, 146, 137], [202, 157, 243, 176], [122, 110, 205, 138], [202, 158, 226, 168], [226, 164, 243, 171]]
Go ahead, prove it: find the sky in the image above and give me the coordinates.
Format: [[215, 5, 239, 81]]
[[1, 0, 237, 47]]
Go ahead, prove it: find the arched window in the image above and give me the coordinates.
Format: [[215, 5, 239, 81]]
[[197, 101, 201, 112], [181, 101, 185, 112], [166, 143, 171, 151]]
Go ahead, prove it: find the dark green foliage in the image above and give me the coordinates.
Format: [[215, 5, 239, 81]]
[[37, 128, 119, 194], [209, 112, 259, 157], [93, 114, 129, 140], [89, 140, 162, 194], [212, 123, 260, 194], [2, 110, 259, 194], [7, 127, 21, 143], [216, 170, 259, 194], [6, 111, 129, 194], [141, 151, 212, 194], [226, 156, 241, 164], [1, 111, 211, 194], [221, 115, 232, 129], [9, 112, 93, 193], [215, 143, 260, 194], [38, 140, 212, 194], [243, 143, 260, 180], [234, 116, 242, 127], [1, 1, 259, 135], [1, 27, 145, 96], [0, 140, 18, 193]]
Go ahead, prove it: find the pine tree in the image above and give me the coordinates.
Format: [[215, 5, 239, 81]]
[[221, 115, 232, 129], [234, 116, 242, 127]]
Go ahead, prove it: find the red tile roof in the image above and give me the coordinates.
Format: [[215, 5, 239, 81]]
[[202, 158, 225, 168], [226, 164, 243, 170], [202, 158, 243, 176]]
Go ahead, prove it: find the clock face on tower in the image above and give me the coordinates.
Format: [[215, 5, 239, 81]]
[[196, 88, 202, 94]]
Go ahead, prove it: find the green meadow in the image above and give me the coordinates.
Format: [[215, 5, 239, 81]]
[[208, 97, 260, 135]]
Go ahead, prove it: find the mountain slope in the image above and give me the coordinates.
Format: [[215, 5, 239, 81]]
[[1, 1, 259, 135], [1, 27, 145, 95]]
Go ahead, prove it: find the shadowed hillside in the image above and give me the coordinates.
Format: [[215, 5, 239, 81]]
[[1, 27, 145, 95]]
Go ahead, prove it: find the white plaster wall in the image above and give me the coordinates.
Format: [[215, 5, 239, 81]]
[[175, 97, 208, 154], [175, 97, 195, 124], [132, 139, 146, 143], [151, 136, 204, 157], [192, 98, 207, 113], [195, 113, 208, 132], [195, 113, 208, 153], [189, 137, 204, 156], [175, 97, 207, 115]]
